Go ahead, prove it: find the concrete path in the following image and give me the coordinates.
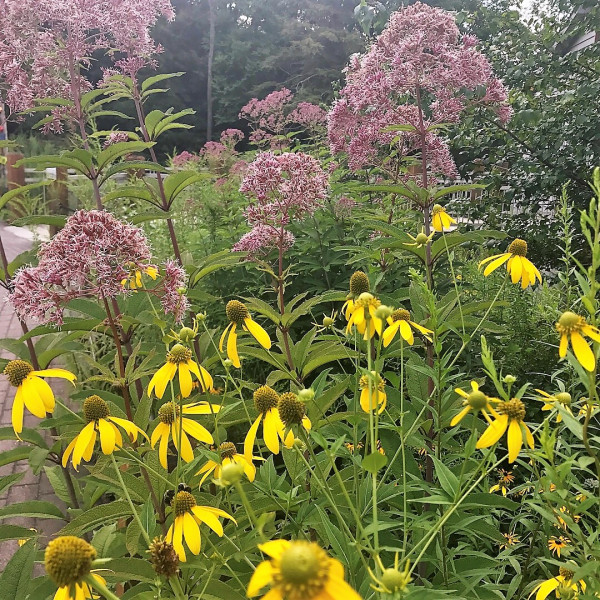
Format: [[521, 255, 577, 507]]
[[0, 223, 66, 571]]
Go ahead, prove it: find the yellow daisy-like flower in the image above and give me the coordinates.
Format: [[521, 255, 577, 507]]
[[535, 389, 573, 423], [405, 230, 434, 248], [530, 566, 586, 600], [359, 372, 387, 414], [548, 536, 570, 557], [382, 308, 433, 347], [3, 359, 76, 437], [346, 292, 383, 340], [247, 539, 361, 600], [44, 535, 106, 600], [490, 469, 515, 496], [341, 271, 370, 321], [499, 532, 520, 549], [556, 506, 581, 531], [451, 381, 498, 426], [476, 397, 534, 463], [151, 401, 220, 469], [166, 490, 235, 562], [431, 204, 457, 232], [369, 555, 412, 595], [555, 311, 600, 372], [196, 442, 257, 487], [62, 395, 148, 471], [220, 300, 271, 368], [479, 238, 542, 289], [244, 386, 289, 456], [121, 264, 158, 289], [277, 392, 312, 446], [148, 344, 213, 399]]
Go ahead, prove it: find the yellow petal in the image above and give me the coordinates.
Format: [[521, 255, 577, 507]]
[[178, 363, 193, 398], [245, 317, 271, 349], [533, 578, 560, 600], [183, 401, 221, 415], [31, 368, 76, 382], [227, 323, 240, 368], [507, 418, 523, 463], [98, 418, 116, 455], [82, 429, 97, 463], [476, 414, 509, 449], [148, 362, 177, 398], [11, 386, 24, 436], [21, 377, 48, 418], [171, 516, 186, 562], [62, 436, 78, 468], [258, 539, 289, 559], [182, 418, 213, 445], [159, 426, 170, 469], [187, 361, 213, 391], [509, 255, 522, 284], [302, 415, 312, 431], [244, 415, 262, 460], [399, 320, 414, 345], [172, 424, 194, 463], [483, 253, 511, 276], [109, 416, 148, 441], [219, 323, 232, 352], [197, 462, 217, 487], [559, 333, 568, 358], [382, 322, 400, 347], [263, 409, 281, 454], [247, 561, 274, 597], [583, 324, 600, 343], [450, 406, 471, 427], [325, 578, 362, 600], [31, 376, 55, 413], [191, 506, 223, 536], [182, 511, 201, 555], [570, 331, 595, 371], [523, 423, 535, 449], [72, 422, 97, 470]]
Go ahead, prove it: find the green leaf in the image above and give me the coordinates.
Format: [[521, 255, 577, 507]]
[[362, 451, 388, 474], [95, 141, 155, 173], [0, 181, 52, 212], [0, 472, 24, 495], [0, 524, 37, 542], [11, 215, 67, 228], [140, 498, 156, 537], [60, 500, 131, 536], [0, 539, 36, 598], [433, 183, 487, 200], [141, 72, 185, 93], [44, 466, 73, 504], [191, 249, 245, 285], [131, 211, 172, 225], [0, 500, 64, 520], [0, 447, 31, 467], [162, 170, 207, 206], [431, 456, 460, 498], [101, 558, 157, 583], [0, 427, 47, 448]]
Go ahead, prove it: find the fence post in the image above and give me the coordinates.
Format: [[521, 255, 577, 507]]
[[6, 152, 25, 190], [49, 167, 68, 236]]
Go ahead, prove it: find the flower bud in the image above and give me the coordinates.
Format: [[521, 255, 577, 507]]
[[375, 305, 393, 321], [220, 462, 245, 486], [503, 375, 517, 384], [322, 316, 334, 328], [179, 327, 196, 343], [223, 359, 233, 369], [298, 388, 315, 402]]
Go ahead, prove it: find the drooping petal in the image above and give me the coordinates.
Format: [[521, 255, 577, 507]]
[[523, 423, 535, 449], [534, 578, 560, 600], [302, 415, 312, 431], [325, 578, 362, 600], [476, 414, 509, 449], [450, 405, 471, 427], [172, 424, 194, 463], [570, 331, 595, 371], [399, 320, 414, 345], [263, 409, 281, 454], [227, 324, 240, 368], [244, 415, 262, 460], [559, 333, 568, 358], [247, 561, 274, 597], [382, 322, 400, 347], [151, 422, 169, 448], [509, 256, 522, 285], [191, 506, 223, 536], [182, 511, 201, 555], [507, 419, 523, 463], [182, 418, 214, 445], [583, 324, 600, 343], [257, 539, 290, 559], [245, 317, 271, 349], [82, 429, 97, 463], [31, 368, 76, 382], [72, 422, 97, 470], [62, 436, 78, 468], [184, 402, 221, 415], [21, 377, 48, 418], [159, 426, 170, 469], [483, 253, 511, 276], [31, 376, 55, 413], [197, 461, 217, 487], [11, 386, 24, 436], [169, 516, 186, 562], [219, 323, 232, 352], [178, 363, 193, 398], [148, 362, 177, 399], [98, 418, 116, 455], [187, 361, 213, 391], [109, 416, 149, 441]]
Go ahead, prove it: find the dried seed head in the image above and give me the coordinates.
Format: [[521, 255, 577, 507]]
[[148, 537, 179, 578]]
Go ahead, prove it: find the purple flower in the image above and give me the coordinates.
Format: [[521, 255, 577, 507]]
[[232, 225, 295, 259], [220, 128, 244, 149], [287, 102, 327, 131], [103, 131, 130, 148], [172, 151, 200, 168]]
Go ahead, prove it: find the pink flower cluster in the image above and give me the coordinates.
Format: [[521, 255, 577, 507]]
[[103, 131, 130, 148], [10, 210, 187, 325], [239, 88, 326, 148], [172, 151, 200, 168], [0, 0, 174, 114], [220, 128, 244, 149], [234, 152, 328, 257], [199, 141, 228, 160], [328, 2, 511, 179]]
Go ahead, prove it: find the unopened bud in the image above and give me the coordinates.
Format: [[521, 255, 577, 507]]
[[503, 375, 517, 384], [179, 327, 196, 343], [322, 316, 334, 328], [220, 462, 245, 486], [223, 359, 233, 369], [298, 388, 315, 402], [375, 305, 393, 320]]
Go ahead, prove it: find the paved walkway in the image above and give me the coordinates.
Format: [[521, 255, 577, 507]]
[[0, 223, 66, 570]]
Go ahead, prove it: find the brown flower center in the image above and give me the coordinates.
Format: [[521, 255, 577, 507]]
[[167, 344, 192, 364], [497, 398, 526, 421], [391, 309, 410, 322], [278, 392, 306, 426], [508, 238, 528, 256], [83, 395, 110, 422], [158, 402, 180, 425], [172, 491, 196, 516], [219, 442, 237, 459], [4, 360, 34, 387], [226, 300, 249, 325], [254, 385, 280, 414], [349, 271, 370, 295]]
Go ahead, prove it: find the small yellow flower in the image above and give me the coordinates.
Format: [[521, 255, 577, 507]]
[[479, 238, 542, 289], [359, 372, 387, 414], [476, 397, 534, 463], [451, 381, 498, 426], [166, 490, 235, 562], [535, 389, 573, 423], [62, 396, 148, 471], [44, 536, 106, 600], [345, 442, 364, 454], [382, 308, 433, 347], [121, 265, 158, 289], [555, 311, 600, 372], [404, 230, 434, 248], [530, 566, 586, 600], [556, 506, 581, 530], [369, 554, 412, 595], [342, 271, 370, 320], [3, 360, 76, 437], [150, 401, 220, 469], [346, 293, 383, 340], [247, 539, 361, 600], [147, 344, 213, 399], [431, 204, 457, 232], [500, 532, 520, 549], [196, 442, 257, 487], [220, 300, 271, 368], [490, 469, 515, 496], [244, 386, 290, 456], [548, 536, 570, 557]]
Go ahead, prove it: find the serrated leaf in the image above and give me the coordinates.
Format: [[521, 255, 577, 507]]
[[59, 500, 131, 535], [0, 539, 36, 598], [0, 447, 31, 467], [0, 472, 24, 495], [0, 500, 64, 520]]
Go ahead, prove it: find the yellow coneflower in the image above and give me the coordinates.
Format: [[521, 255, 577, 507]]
[[278, 392, 312, 445], [535, 389, 573, 423], [345, 442, 364, 454], [531, 566, 586, 600], [220, 300, 271, 368], [62, 395, 148, 471], [342, 271, 370, 321], [499, 532, 520, 549], [147, 344, 213, 399], [150, 401, 220, 469], [548, 536, 570, 557], [3, 360, 76, 437], [121, 264, 158, 289], [196, 442, 257, 487], [345, 293, 384, 340], [476, 397, 534, 463], [431, 204, 457, 232], [404, 230, 434, 248], [166, 490, 235, 562], [555, 311, 600, 372], [244, 386, 288, 456], [556, 506, 581, 531], [359, 372, 387, 414], [450, 381, 498, 426], [247, 539, 361, 600], [368, 555, 412, 595], [490, 469, 515, 496], [44, 536, 106, 600], [479, 239, 542, 289], [382, 309, 433, 347]]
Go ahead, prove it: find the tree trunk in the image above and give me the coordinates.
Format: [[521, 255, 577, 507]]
[[206, 0, 216, 142]]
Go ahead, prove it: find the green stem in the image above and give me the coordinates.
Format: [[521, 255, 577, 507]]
[[110, 454, 152, 546], [442, 231, 465, 335], [234, 480, 264, 540], [366, 339, 380, 556], [169, 574, 187, 600], [85, 575, 122, 600]]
